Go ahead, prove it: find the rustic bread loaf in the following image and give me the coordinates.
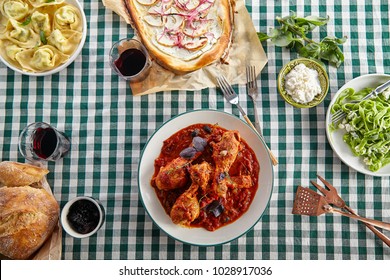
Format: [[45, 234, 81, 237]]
[[0, 185, 59, 259], [0, 161, 49, 187]]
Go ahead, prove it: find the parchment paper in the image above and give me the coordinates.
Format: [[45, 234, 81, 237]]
[[103, 0, 268, 95]]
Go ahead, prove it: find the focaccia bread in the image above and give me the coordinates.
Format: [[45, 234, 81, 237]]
[[124, 0, 234, 73], [0, 161, 49, 187], [0, 185, 59, 259]]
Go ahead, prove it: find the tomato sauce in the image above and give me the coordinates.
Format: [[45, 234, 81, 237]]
[[151, 123, 260, 231]]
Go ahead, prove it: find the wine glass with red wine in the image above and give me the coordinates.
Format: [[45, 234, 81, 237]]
[[109, 38, 152, 82], [18, 122, 70, 162]]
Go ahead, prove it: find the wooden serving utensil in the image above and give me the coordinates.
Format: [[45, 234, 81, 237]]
[[292, 186, 390, 231], [311, 175, 390, 247]]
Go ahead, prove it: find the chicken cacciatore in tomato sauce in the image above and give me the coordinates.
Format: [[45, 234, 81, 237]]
[[151, 123, 260, 231]]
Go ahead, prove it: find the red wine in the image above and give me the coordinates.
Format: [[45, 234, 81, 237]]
[[114, 48, 146, 76], [67, 199, 100, 234], [33, 127, 57, 159]]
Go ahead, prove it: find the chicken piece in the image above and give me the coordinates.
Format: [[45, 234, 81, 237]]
[[211, 131, 241, 197], [214, 172, 228, 198], [188, 161, 212, 192], [170, 162, 212, 226], [214, 174, 253, 197], [155, 157, 189, 191], [212, 130, 241, 172], [226, 175, 253, 189], [170, 184, 200, 226]]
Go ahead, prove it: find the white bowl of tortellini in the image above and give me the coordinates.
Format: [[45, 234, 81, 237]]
[[0, 0, 87, 76]]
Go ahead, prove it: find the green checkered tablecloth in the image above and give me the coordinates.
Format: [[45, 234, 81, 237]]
[[0, 0, 389, 260]]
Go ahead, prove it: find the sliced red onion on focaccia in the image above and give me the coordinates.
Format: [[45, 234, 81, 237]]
[[125, 0, 233, 73], [183, 19, 212, 38]]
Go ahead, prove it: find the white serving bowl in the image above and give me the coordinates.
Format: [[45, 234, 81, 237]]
[[0, 0, 87, 76], [138, 109, 274, 246]]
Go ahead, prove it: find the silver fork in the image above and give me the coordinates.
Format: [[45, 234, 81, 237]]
[[216, 75, 248, 119], [217, 74, 278, 166], [246, 66, 278, 166], [331, 79, 390, 125], [246, 66, 262, 135]]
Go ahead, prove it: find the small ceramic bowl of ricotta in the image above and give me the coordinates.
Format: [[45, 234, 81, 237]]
[[277, 58, 329, 108]]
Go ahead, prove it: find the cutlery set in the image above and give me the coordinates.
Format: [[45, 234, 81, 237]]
[[293, 175, 390, 247], [217, 66, 278, 166]]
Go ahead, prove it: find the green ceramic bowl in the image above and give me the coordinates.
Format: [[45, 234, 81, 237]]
[[277, 58, 329, 108]]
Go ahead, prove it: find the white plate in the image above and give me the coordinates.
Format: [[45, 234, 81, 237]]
[[138, 109, 274, 246], [0, 0, 87, 76], [326, 73, 390, 177]]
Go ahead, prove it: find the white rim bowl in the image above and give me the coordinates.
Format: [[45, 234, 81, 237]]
[[0, 0, 87, 76], [138, 109, 274, 246]]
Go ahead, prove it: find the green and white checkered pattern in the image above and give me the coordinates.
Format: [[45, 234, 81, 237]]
[[0, 0, 389, 260]]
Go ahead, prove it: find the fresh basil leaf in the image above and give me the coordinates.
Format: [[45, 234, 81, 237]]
[[325, 51, 344, 67], [320, 38, 342, 53], [280, 23, 289, 33], [318, 40, 344, 67], [281, 11, 296, 22], [320, 37, 346, 65], [21, 17, 31, 26], [257, 32, 271, 41], [258, 12, 346, 67], [322, 36, 347, 45], [321, 37, 340, 45], [303, 15, 329, 26], [40, 30, 47, 44], [295, 25, 308, 37], [46, 0, 55, 3], [270, 29, 295, 47], [292, 40, 304, 52], [299, 43, 321, 58], [287, 41, 295, 49], [285, 16, 297, 26], [299, 21, 320, 33]]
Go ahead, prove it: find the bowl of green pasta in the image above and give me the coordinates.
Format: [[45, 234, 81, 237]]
[[0, 0, 87, 76], [326, 73, 390, 176]]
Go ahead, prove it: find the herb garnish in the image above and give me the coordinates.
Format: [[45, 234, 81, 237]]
[[258, 12, 347, 67], [21, 17, 31, 26], [40, 30, 47, 44]]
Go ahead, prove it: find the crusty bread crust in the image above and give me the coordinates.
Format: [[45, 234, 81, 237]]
[[0, 161, 49, 187], [125, 0, 233, 74], [0, 186, 59, 260]]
